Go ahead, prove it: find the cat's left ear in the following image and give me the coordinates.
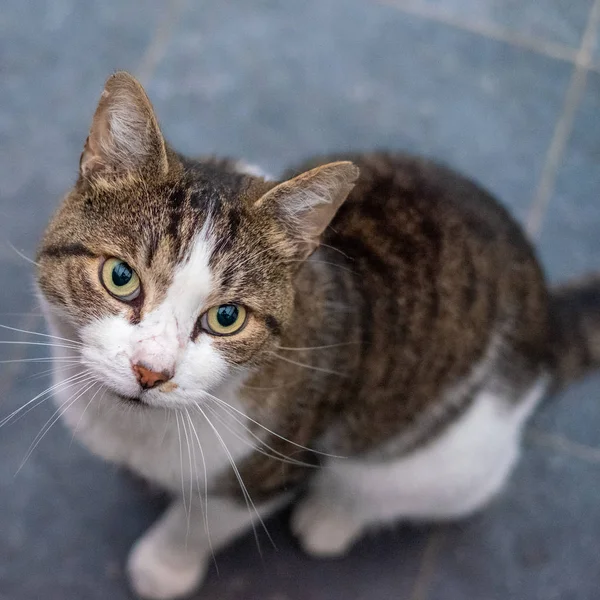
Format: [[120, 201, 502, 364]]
[[79, 71, 168, 180], [255, 161, 359, 258]]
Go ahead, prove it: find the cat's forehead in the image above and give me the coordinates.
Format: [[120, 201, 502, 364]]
[[71, 163, 269, 260]]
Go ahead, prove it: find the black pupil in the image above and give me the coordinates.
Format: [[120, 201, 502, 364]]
[[216, 304, 239, 328], [112, 262, 133, 287]]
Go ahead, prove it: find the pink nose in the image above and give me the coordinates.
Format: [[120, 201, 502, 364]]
[[132, 363, 172, 390]]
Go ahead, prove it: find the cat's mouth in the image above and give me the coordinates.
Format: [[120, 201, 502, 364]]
[[115, 393, 146, 405], [114, 382, 182, 406]]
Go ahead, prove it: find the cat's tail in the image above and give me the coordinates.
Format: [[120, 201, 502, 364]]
[[550, 275, 600, 385]]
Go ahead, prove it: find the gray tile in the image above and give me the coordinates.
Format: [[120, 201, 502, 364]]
[[0, 0, 168, 260], [0, 176, 61, 262], [594, 16, 600, 64], [536, 72, 600, 282], [150, 0, 572, 223], [0, 259, 38, 320], [429, 444, 600, 600], [199, 518, 427, 600], [391, 0, 593, 48], [0, 255, 46, 383], [532, 375, 600, 449]]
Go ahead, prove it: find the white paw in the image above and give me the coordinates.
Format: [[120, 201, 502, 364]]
[[291, 495, 362, 557], [127, 533, 206, 600]]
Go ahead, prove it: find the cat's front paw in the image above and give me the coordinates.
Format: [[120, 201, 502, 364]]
[[127, 533, 206, 600], [291, 494, 362, 558]]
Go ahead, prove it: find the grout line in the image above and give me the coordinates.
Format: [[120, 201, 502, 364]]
[[526, 0, 600, 238], [135, 0, 188, 86], [527, 429, 600, 465], [376, 0, 580, 64], [409, 528, 446, 600]]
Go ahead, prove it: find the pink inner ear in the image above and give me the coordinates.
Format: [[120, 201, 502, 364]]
[[255, 161, 359, 256], [79, 71, 168, 179]]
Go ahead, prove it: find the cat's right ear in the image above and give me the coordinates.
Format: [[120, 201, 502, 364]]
[[79, 71, 168, 181], [255, 161, 359, 258]]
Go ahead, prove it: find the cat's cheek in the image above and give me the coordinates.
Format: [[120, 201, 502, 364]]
[[173, 338, 231, 395], [79, 315, 140, 396]]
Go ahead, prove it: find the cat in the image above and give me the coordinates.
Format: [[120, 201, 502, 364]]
[[35, 71, 600, 600]]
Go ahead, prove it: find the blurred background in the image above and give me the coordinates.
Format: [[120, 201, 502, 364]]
[[1, 0, 600, 598]]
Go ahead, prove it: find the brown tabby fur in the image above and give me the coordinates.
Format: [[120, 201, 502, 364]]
[[38, 72, 600, 503]]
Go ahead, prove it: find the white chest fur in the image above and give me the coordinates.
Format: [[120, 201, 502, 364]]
[[51, 363, 255, 495]]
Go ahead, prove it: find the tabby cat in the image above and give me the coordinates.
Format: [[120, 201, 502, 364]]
[[36, 72, 600, 599]]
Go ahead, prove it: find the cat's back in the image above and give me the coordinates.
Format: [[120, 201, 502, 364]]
[[334, 152, 544, 290], [312, 153, 547, 314], [336, 150, 549, 349], [293, 153, 553, 452], [320, 152, 531, 254]]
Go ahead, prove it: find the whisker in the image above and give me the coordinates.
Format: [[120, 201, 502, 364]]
[[203, 400, 318, 469], [17, 378, 97, 473], [25, 363, 82, 381], [175, 412, 189, 522], [71, 382, 105, 444], [191, 406, 263, 555], [318, 242, 354, 260], [0, 341, 82, 351], [0, 357, 80, 365], [5, 374, 94, 429], [0, 370, 92, 428], [184, 413, 203, 535], [183, 409, 202, 509], [184, 408, 217, 571], [268, 351, 346, 376], [159, 408, 171, 447], [199, 390, 345, 459], [0, 323, 84, 347], [239, 381, 298, 391], [7, 242, 39, 267], [193, 401, 275, 553], [286, 258, 358, 275], [275, 342, 361, 351], [179, 411, 195, 537]]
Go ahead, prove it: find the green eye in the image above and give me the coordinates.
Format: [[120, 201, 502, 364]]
[[202, 304, 247, 336], [100, 258, 141, 301]]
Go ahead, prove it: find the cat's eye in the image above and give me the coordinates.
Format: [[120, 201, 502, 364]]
[[100, 258, 141, 301], [201, 304, 247, 336]]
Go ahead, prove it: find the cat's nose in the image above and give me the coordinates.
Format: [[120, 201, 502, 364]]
[[132, 363, 172, 390]]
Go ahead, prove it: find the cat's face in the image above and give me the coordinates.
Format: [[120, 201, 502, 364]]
[[37, 72, 357, 408], [38, 170, 297, 407]]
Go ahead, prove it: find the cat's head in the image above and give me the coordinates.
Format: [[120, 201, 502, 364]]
[[36, 72, 358, 408]]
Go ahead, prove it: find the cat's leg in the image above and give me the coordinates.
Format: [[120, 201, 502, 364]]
[[292, 378, 547, 557], [291, 479, 365, 557], [292, 433, 517, 557], [128, 495, 282, 600]]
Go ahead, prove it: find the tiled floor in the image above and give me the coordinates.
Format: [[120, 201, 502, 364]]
[[1, 1, 599, 599]]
